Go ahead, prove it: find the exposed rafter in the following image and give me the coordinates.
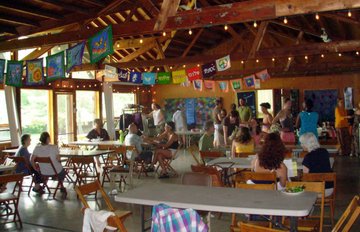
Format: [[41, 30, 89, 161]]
[[153, 0, 180, 31], [248, 22, 269, 58], [0, 1, 62, 20]]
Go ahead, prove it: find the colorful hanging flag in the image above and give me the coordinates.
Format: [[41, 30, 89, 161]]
[[0, 59, 5, 84], [216, 55, 231, 71], [255, 79, 261, 89], [142, 72, 156, 85], [255, 69, 271, 82], [218, 81, 229, 93], [203, 80, 215, 91], [26, 58, 44, 86], [244, 75, 256, 88], [230, 79, 242, 92], [118, 69, 129, 82], [186, 66, 201, 81], [66, 41, 85, 73], [180, 77, 191, 87], [46, 51, 65, 83], [88, 25, 114, 63], [104, 65, 117, 79], [5, 61, 23, 87], [201, 62, 217, 79], [172, 69, 187, 84], [129, 72, 142, 84], [193, 79, 203, 91], [157, 72, 171, 84]]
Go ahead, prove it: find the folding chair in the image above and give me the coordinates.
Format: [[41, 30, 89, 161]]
[[332, 195, 359, 232], [199, 151, 223, 164], [302, 172, 337, 227], [34, 157, 66, 199], [155, 144, 183, 177], [100, 146, 126, 186], [283, 181, 325, 232], [0, 174, 24, 228], [235, 171, 278, 188], [239, 222, 289, 232], [8, 156, 34, 196], [71, 156, 99, 186], [191, 164, 224, 187], [75, 180, 132, 232]]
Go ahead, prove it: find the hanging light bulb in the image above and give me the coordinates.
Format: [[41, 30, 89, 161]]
[[253, 21, 257, 28], [157, 67, 160, 71], [338, 53, 342, 57], [321, 54, 325, 58], [304, 55, 308, 60], [288, 57, 292, 61], [256, 59, 259, 63], [170, 66, 173, 70], [37, 47, 41, 51], [162, 31, 166, 36], [356, 51, 359, 55], [188, 29, 192, 35], [117, 43, 120, 48], [197, 64, 200, 67], [283, 17, 288, 24], [348, 10, 352, 17], [272, 58, 275, 62], [57, 46, 61, 51], [183, 64, 186, 68], [140, 39, 143, 44], [315, 13, 320, 20], [241, 60, 244, 64], [224, 25, 228, 31]]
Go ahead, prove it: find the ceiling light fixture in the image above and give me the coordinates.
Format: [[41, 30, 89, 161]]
[[283, 17, 288, 24], [315, 13, 320, 20], [224, 25, 228, 30], [253, 21, 257, 28], [188, 29, 192, 35]]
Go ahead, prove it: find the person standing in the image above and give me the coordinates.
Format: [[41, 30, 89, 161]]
[[335, 98, 352, 156], [238, 98, 252, 125], [223, 111, 240, 146], [272, 98, 295, 143], [172, 105, 187, 144], [260, 102, 273, 133], [351, 102, 360, 157], [148, 103, 165, 135], [86, 118, 110, 141], [213, 99, 224, 147], [296, 99, 319, 138]]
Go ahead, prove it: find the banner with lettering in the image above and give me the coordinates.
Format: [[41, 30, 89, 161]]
[[142, 72, 156, 85], [129, 72, 142, 84], [186, 66, 201, 81], [255, 69, 270, 82], [244, 75, 256, 88], [193, 79, 203, 91], [230, 79, 242, 92], [218, 81, 229, 93], [172, 69, 187, 84], [104, 65, 117, 79], [216, 55, 231, 71], [203, 80, 215, 91], [157, 72, 171, 84], [118, 69, 129, 82], [201, 62, 216, 79], [180, 77, 191, 87]]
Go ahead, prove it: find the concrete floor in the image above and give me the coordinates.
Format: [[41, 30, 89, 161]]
[[1, 151, 359, 232]]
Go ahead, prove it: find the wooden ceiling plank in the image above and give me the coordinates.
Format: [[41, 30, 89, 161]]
[[244, 23, 270, 47], [181, 28, 204, 57], [0, 2, 62, 20], [153, 0, 181, 31], [0, 14, 40, 27], [270, 20, 321, 38], [248, 21, 269, 59], [284, 31, 304, 71], [154, 39, 169, 71], [322, 12, 360, 25], [39, 0, 90, 15], [79, 0, 105, 7], [138, 0, 159, 17]]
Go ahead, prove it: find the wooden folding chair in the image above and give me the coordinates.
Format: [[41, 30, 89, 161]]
[[283, 181, 325, 232], [239, 222, 289, 232], [234, 152, 256, 158], [8, 156, 34, 196], [302, 173, 337, 227], [332, 195, 360, 232], [199, 151, 223, 164], [34, 157, 66, 199], [0, 174, 24, 228], [156, 144, 183, 177], [71, 156, 99, 186], [100, 146, 125, 186], [191, 164, 224, 187], [75, 180, 132, 232], [235, 171, 277, 188]]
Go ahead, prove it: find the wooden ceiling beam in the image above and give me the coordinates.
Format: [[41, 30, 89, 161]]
[[79, 0, 105, 7], [138, 0, 159, 17], [181, 28, 204, 57], [248, 21, 269, 58], [0, 25, 19, 35], [0, 14, 40, 27], [39, 0, 90, 15], [321, 12, 360, 25], [284, 31, 304, 71], [114, 35, 171, 49], [0, 2, 62, 20], [153, 0, 181, 31], [244, 23, 271, 47], [270, 20, 321, 38]]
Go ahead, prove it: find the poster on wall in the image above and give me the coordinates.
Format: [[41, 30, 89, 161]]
[[46, 51, 65, 82], [26, 58, 44, 86], [88, 25, 114, 63], [344, 87, 353, 110], [0, 59, 5, 84], [66, 41, 85, 73], [5, 61, 23, 87], [304, 89, 338, 123], [237, 91, 256, 117], [185, 98, 196, 125]]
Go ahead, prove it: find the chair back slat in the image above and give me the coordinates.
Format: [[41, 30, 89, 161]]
[[71, 156, 95, 165], [234, 152, 256, 158], [199, 151, 223, 163], [239, 222, 288, 232], [8, 156, 32, 171], [181, 172, 212, 187], [332, 195, 360, 232], [235, 171, 277, 184], [0, 173, 24, 184], [236, 183, 275, 190], [191, 165, 223, 187]]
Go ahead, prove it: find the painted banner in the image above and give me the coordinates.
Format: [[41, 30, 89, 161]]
[[142, 72, 156, 85], [193, 79, 203, 91], [244, 75, 256, 88], [218, 81, 229, 92], [66, 41, 85, 73], [118, 69, 129, 82], [344, 87, 353, 110], [172, 69, 187, 84], [26, 58, 44, 86], [46, 51, 65, 82], [180, 77, 191, 87], [255, 69, 270, 82], [185, 98, 196, 125], [255, 79, 261, 89], [104, 65, 117, 79], [157, 72, 171, 84], [203, 80, 215, 91], [216, 55, 231, 71], [186, 66, 201, 81], [0, 59, 5, 84], [230, 79, 242, 92], [201, 62, 217, 79], [88, 25, 114, 63], [5, 61, 23, 87], [129, 72, 142, 84]]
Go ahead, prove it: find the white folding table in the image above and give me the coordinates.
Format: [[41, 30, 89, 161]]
[[115, 183, 317, 232]]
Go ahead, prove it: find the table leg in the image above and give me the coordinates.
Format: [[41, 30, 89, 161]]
[[110, 172, 116, 192], [289, 217, 298, 232], [141, 205, 145, 232]]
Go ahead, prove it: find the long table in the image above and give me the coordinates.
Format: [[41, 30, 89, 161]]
[[1, 148, 113, 157], [115, 183, 317, 232], [68, 140, 123, 146]]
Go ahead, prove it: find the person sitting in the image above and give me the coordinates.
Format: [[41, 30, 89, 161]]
[[150, 122, 179, 179], [124, 123, 153, 164], [231, 127, 254, 157], [86, 118, 110, 141], [250, 133, 288, 189], [199, 120, 215, 152], [15, 134, 43, 194], [223, 111, 240, 146], [30, 132, 67, 194], [300, 133, 334, 197]]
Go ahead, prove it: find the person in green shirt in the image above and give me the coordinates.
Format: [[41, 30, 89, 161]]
[[199, 120, 215, 151], [238, 97, 253, 124]]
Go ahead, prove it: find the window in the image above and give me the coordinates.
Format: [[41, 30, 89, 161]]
[[18, 48, 36, 60], [76, 91, 99, 140], [72, 71, 95, 79], [21, 90, 50, 141], [102, 92, 136, 119], [0, 90, 10, 142], [256, 89, 274, 118]]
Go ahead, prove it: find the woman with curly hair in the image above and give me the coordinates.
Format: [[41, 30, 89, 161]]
[[250, 133, 288, 188]]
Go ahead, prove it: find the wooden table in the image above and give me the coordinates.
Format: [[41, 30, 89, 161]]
[[0, 164, 15, 172], [1, 148, 114, 157], [115, 183, 317, 232], [68, 140, 123, 146]]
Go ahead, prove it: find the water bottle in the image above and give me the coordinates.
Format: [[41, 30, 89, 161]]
[[119, 130, 125, 144], [119, 176, 126, 193]]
